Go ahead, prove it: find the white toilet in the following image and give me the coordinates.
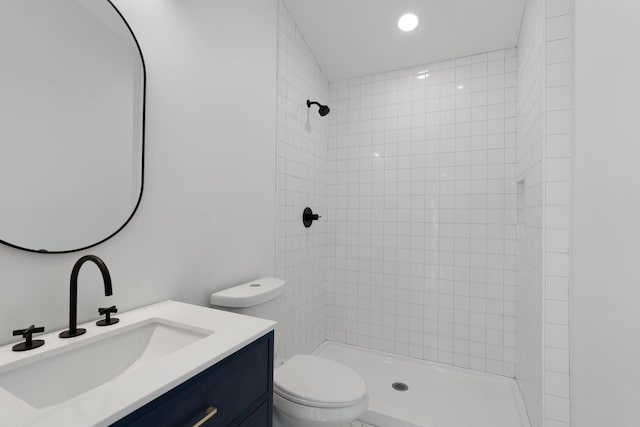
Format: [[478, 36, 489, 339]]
[[210, 278, 368, 427]]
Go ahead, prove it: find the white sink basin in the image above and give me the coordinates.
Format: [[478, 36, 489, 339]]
[[0, 301, 275, 427], [0, 319, 211, 408]]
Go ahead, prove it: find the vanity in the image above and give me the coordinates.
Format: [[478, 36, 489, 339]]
[[0, 301, 276, 427], [112, 332, 274, 427]]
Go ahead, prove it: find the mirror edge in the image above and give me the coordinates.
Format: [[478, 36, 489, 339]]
[[0, 0, 147, 255]]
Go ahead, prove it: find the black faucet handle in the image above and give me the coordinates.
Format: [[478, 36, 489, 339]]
[[97, 305, 119, 327], [13, 325, 45, 337], [98, 305, 118, 315], [12, 325, 45, 352]]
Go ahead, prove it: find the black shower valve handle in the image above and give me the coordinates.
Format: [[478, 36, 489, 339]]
[[303, 207, 321, 228]]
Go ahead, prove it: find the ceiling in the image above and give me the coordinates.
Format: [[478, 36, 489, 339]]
[[282, 0, 526, 81]]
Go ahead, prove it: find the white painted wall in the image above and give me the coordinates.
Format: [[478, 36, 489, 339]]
[[0, 0, 278, 345], [572, 1, 640, 425]]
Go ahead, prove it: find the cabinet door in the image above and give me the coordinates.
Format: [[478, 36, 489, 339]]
[[112, 332, 273, 427], [237, 402, 269, 427]]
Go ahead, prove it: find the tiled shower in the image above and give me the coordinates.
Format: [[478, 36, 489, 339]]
[[275, 0, 573, 425]]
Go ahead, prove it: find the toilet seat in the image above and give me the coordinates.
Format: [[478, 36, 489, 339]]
[[273, 391, 369, 427], [274, 355, 367, 408]]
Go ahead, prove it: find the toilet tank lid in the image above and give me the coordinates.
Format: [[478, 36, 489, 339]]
[[210, 277, 286, 308]]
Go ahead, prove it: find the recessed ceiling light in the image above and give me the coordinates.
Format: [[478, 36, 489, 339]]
[[457, 84, 465, 90], [398, 13, 419, 32]]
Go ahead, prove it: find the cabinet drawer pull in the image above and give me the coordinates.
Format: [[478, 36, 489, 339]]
[[192, 406, 217, 427]]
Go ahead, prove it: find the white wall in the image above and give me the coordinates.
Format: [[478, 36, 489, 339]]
[[542, 1, 573, 426], [0, 0, 278, 345], [515, 0, 545, 423], [326, 49, 519, 376], [515, 0, 574, 425], [276, 0, 329, 359], [572, 1, 640, 425]]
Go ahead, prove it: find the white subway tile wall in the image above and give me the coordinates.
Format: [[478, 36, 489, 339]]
[[543, 0, 572, 425], [326, 49, 518, 376], [275, 1, 329, 359], [516, 0, 545, 425], [516, 0, 573, 425]]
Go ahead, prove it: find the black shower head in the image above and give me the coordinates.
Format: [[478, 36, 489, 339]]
[[307, 100, 331, 117], [318, 104, 330, 116]]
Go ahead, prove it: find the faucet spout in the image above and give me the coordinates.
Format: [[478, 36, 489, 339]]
[[59, 255, 113, 339]]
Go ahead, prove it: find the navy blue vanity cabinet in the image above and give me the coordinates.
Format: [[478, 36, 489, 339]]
[[111, 331, 273, 427], [237, 401, 269, 426]]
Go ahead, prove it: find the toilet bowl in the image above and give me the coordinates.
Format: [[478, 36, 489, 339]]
[[273, 354, 369, 427], [210, 278, 369, 426]]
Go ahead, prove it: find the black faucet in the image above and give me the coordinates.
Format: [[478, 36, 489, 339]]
[[59, 255, 113, 339]]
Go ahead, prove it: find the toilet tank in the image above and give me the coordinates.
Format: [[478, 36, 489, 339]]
[[210, 277, 285, 325]]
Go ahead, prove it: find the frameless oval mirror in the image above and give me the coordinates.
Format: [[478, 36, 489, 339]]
[[0, 0, 145, 253]]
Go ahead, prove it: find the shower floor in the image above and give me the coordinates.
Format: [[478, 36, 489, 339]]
[[314, 342, 530, 427]]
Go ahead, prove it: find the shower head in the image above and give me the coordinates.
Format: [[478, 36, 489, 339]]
[[318, 104, 330, 116], [307, 100, 331, 117]]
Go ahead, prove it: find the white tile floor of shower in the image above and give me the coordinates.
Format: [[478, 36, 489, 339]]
[[314, 343, 530, 427]]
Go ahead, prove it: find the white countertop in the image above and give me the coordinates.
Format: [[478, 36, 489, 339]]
[[0, 300, 275, 427]]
